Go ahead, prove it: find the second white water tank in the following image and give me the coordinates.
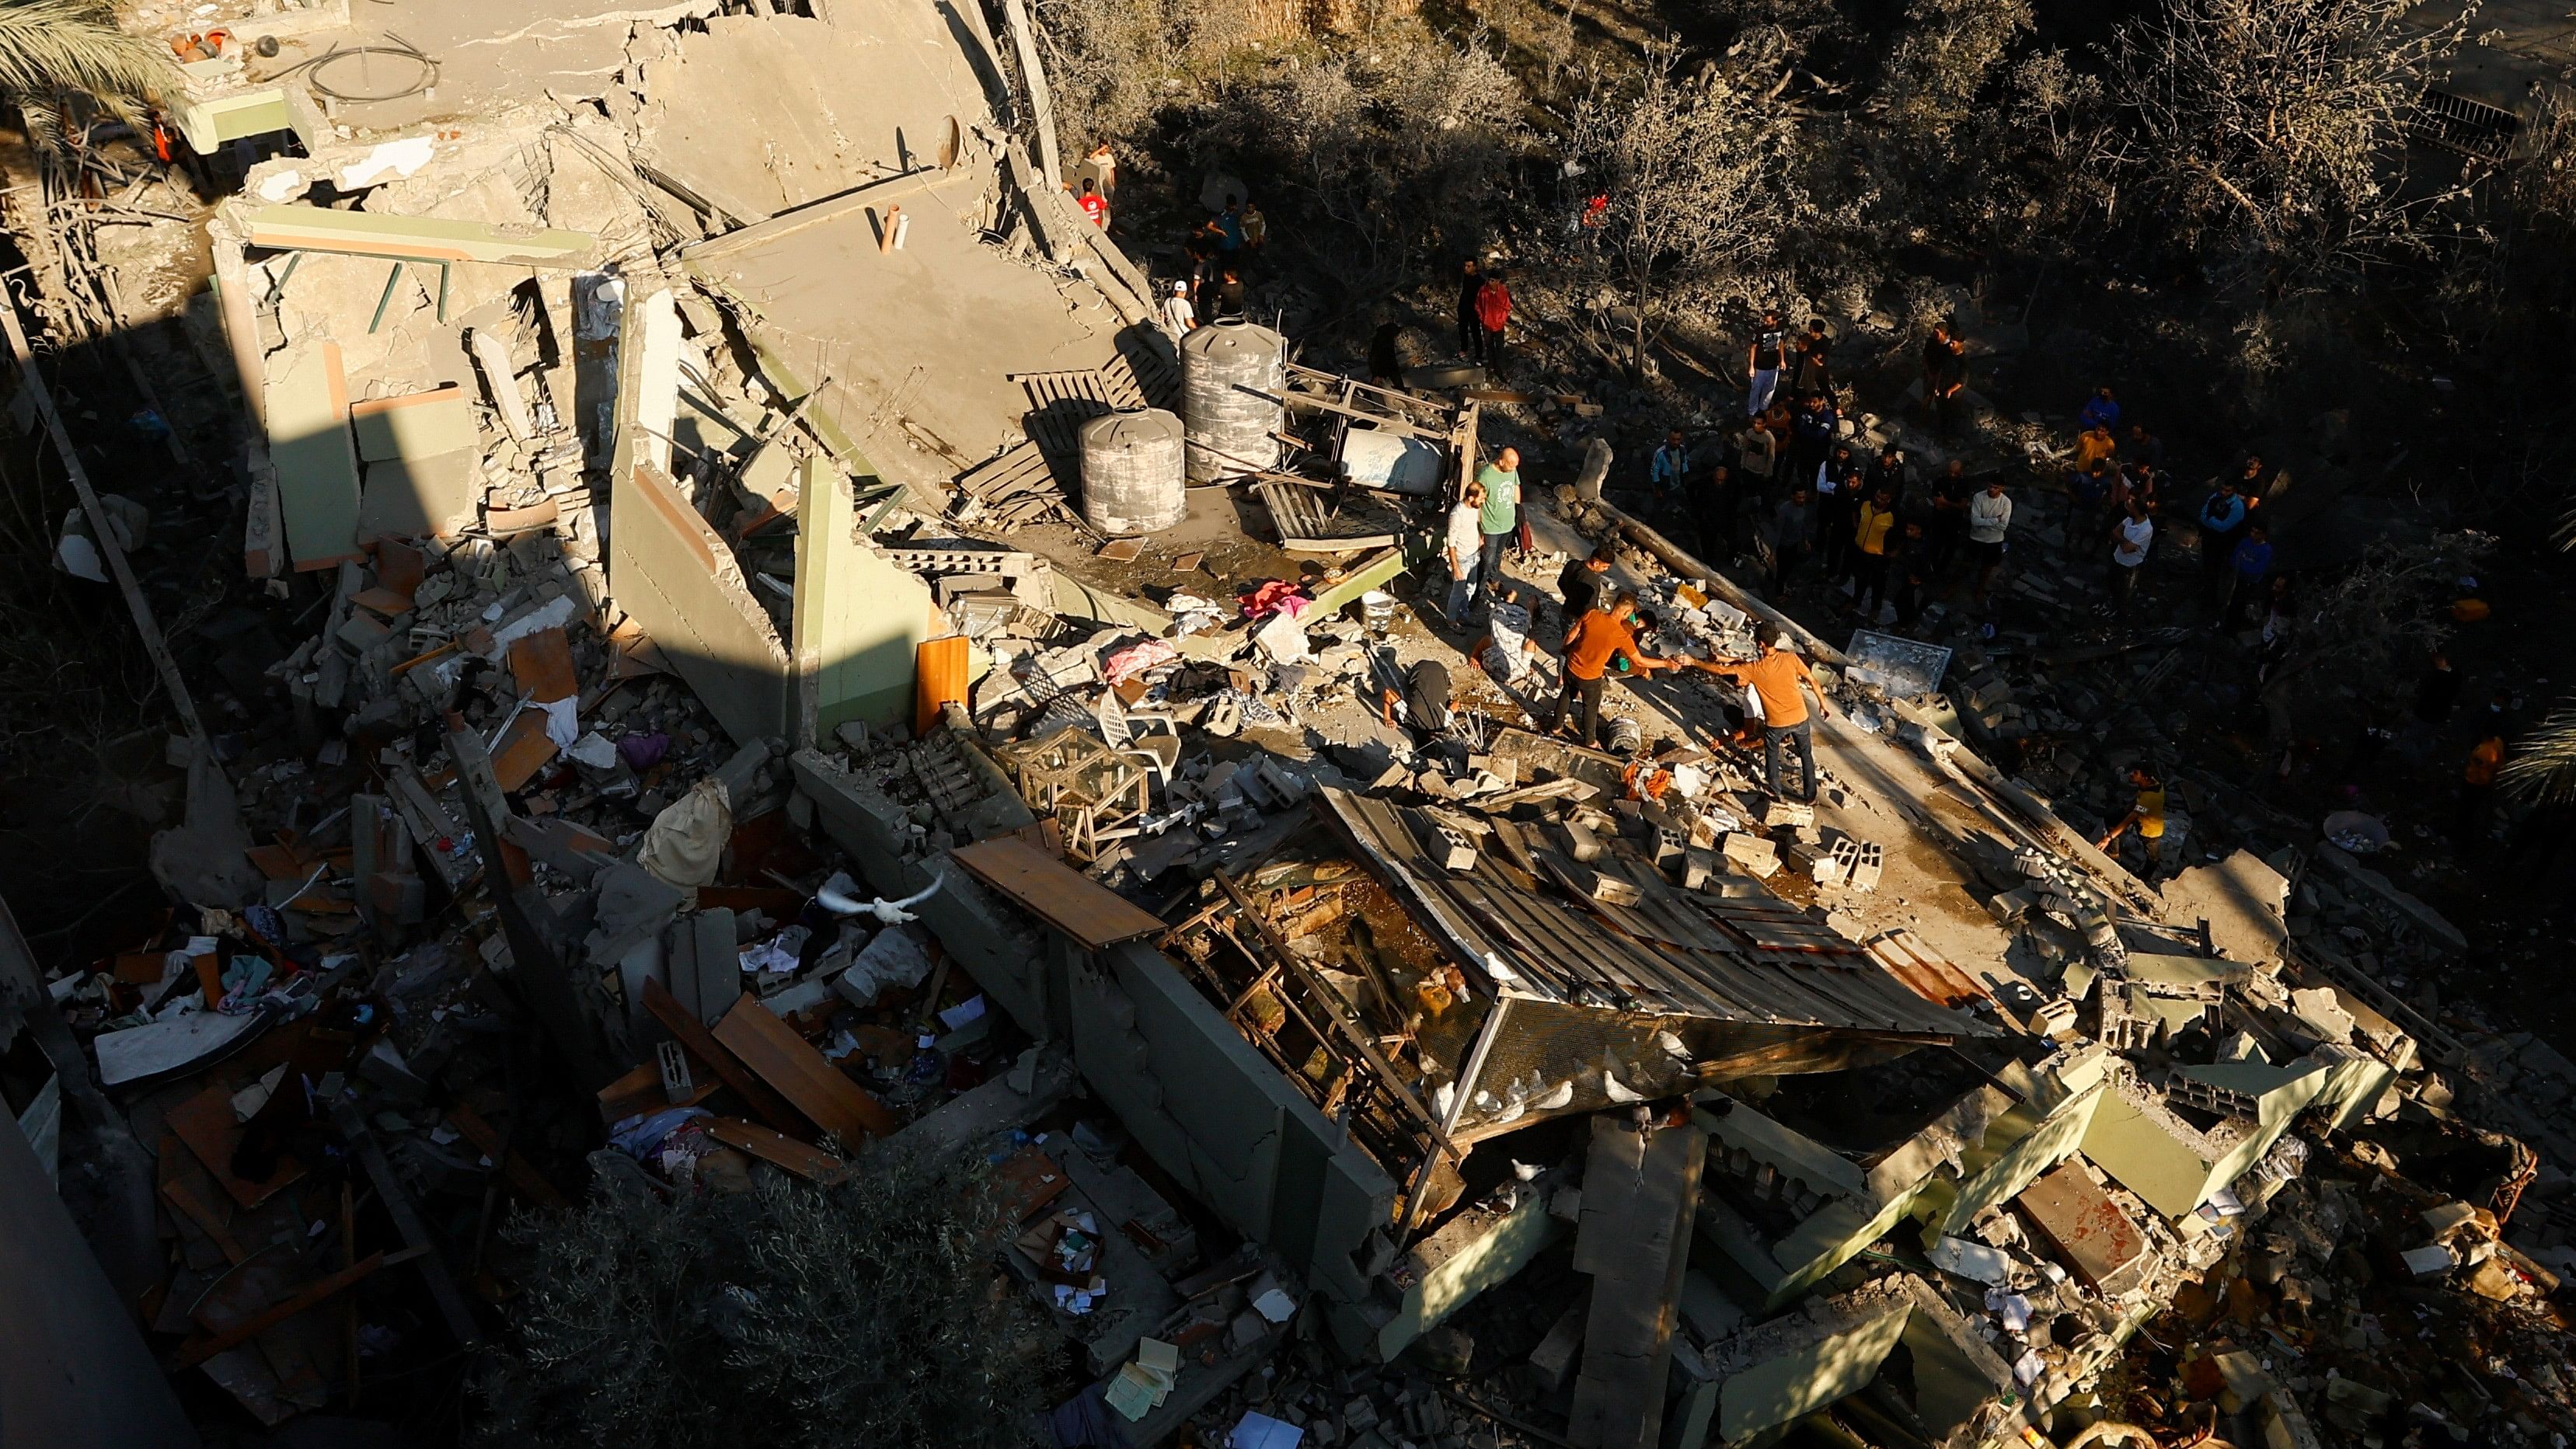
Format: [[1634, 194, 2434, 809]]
[[1180, 320, 1285, 482], [1079, 408, 1187, 535]]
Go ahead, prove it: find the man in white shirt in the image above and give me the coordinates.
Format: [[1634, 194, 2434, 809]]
[[1443, 481, 1486, 624], [1163, 280, 1196, 339], [1965, 479, 2012, 604], [2111, 497, 2153, 617]]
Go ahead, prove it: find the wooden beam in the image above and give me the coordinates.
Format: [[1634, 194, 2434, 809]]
[[713, 996, 901, 1146], [639, 977, 807, 1137], [995, 0, 1063, 186], [168, 1248, 422, 1370], [0, 301, 211, 754], [244, 205, 594, 266]]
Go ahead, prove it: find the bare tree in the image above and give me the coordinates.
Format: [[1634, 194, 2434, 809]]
[[2097, 0, 2479, 295], [1191, 25, 1525, 298], [1563, 43, 1814, 376]]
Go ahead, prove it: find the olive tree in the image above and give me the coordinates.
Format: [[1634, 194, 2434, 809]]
[[2097, 0, 2478, 295], [476, 1144, 1060, 1449], [1563, 43, 1814, 376]]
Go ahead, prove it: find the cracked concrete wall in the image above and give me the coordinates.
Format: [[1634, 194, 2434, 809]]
[[1930, 1082, 2107, 1239], [609, 458, 792, 745]]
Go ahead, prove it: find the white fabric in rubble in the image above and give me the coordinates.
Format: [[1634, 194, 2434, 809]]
[[636, 777, 730, 889]]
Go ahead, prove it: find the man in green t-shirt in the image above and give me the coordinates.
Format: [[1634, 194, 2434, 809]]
[[1475, 448, 1521, 604]]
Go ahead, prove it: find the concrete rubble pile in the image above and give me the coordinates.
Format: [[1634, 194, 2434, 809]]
[[10, 0, 2575, 1445]]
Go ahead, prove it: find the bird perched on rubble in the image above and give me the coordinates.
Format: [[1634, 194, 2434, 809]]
[[817, 869, 945, 925]]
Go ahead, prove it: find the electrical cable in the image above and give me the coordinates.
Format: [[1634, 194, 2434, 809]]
[[261, 33, 441, 104]]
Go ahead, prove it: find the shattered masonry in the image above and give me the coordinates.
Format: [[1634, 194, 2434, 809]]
[[3, 0, 2574, 1447]]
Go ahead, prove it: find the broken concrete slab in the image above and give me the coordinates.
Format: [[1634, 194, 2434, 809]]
[[266, 340, 364, 572], [1567, 1116, 1704, 1449]]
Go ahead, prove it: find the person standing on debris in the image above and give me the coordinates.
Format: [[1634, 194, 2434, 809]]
[[1554, 591, 1672, 748], [1217, 199, 1247, 254], [1863, 441, 1907, 507], [1163, 280, 1197, 339], [1788, 391, 1840, 500], [1890, 520, 1931, 630], [1746, 309, 1789, 417], [1846, 486, 1900, 619], [2073, 418, 2117, 473], [2196, 475, 2250, 588], [1213, 265, 1248, 322], [1368, 321, 1405, 388], [1965, 477, 2013, 606], [1476, 448, 1522, 603], [1922, 322, 1968, 439], [2098, 766, 2167, 875], [1766, 485, 1815, 597], [2067, 458, 2115, 563], [1443, 478, 1486, 624], [1699, 622, 1830, 802], [1075, 176, 1109, 230], [1086, 141, 1118, 200], [1474, 270, 1515, 374], [1925, 458, 1971, 576], [2217, 523, 2272, 631], [2079, 385, 2121, 434], [1239, 199, 1267, 253], [1697, 460, 1742, 563], [2125, 423, 2164, 473], [1651, 430, 1692, 510], [2459, 727, 2505, 845], [1812, 441, 1861, 582], [1793, 319, 1834, 399], [1738, 416, 1779, 488], [1456, 259, 1486, 362], [2111, 496, 2154, 617], [1559, 544, 1614, 623]]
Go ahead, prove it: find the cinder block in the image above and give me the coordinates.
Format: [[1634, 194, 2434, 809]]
[[1720, 833, 1779, 877]]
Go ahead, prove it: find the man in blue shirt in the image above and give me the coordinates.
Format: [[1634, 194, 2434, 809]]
[[1651, 430, 1691, 507], [2067, 458, 2114, 562], [2198, 477, 2250, 588], [1787, 391, 1839, 500], [2218, 523, 2271, 629], [2079, 385, 2120, 434]]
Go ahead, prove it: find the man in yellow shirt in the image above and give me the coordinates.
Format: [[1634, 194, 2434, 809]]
[[1844, 486, 1900, 618], [2097, 767, 2167, 875], [1697, 622, 1832, 801]]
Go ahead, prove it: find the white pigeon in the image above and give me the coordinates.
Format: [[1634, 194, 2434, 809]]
[[816, 869, 944, 925]]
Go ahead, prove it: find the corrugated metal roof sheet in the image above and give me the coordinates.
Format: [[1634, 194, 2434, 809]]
[[1321, 788, 1989, 1040]]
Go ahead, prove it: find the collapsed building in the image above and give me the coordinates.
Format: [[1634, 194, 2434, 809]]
[[2, 1, 2573, 1447]]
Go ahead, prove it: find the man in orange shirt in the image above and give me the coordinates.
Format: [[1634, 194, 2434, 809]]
[[1696, 622, 1832, 801], [1553, 591, 1673, 749], [2460, 730, 2504, 845]]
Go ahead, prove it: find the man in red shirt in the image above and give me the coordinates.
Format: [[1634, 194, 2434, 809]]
[[1552, 591, 1673, 748], [1475, 271, 1513, 374], [1074, 177, 1107, 229]]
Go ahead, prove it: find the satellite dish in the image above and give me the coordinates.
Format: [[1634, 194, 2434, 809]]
[[939, 115, 961, 171]]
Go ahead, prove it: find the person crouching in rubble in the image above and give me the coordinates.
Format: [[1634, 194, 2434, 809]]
[[1553, 590, 1677, 750], [1693, 622, 1830, 803], [2097, 766, 2168, 877], [1382, 657, 1461, 747]]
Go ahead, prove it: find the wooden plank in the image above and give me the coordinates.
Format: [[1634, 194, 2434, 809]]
[[712, 996, 901, 1147], [443, 1105, 572, 1210], [169, 1249, 415, 1370], [950, 834, 1171, 949], [705, 1116, 849, 1182], [639, 976, 807, 1137], [168, 1084, 304, 1209]]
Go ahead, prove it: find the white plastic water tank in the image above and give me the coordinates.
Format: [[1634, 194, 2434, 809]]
[[1078, 407, 1187, 535], [1338, 425, 1446, 495], [1180, 320, 1285, 482]]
